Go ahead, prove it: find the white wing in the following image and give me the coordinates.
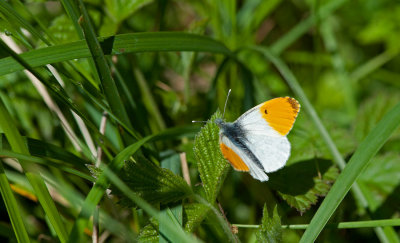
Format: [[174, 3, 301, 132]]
[[236, 103, 283, 137], [236, 102, 291, 173], [243, 132, 290, 173], [220, 135, 269, 181]]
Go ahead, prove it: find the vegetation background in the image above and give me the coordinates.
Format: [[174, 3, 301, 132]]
[[0, 0, 400, 242]]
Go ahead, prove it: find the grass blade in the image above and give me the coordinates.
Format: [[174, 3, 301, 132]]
[[76, 0, 134, 145], [59, 0, 83, 39], [234, 218, 400, 229], [0, 161, 30, 242], [0, 150, 93, 182], [300, 102, 400, 242], [0, 1, 51, 46], [0, 32, 231, 76], [0, 97, 68, 242], [350, 49, 399, 82]]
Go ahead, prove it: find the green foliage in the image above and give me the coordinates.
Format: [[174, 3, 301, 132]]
[[137, 203, 210, 241], [193, 110, 230, 203], [269, 159, 339, 213], [358, 6, 400, 52], [256, 204, 282, 243], [113, 156, 192, 206], [301, 102, 400, 242], [289, 116, 356, 164], [354, 92, 400, 143], [48, 15, 79, 44], [183, 203, 210, 233], [138, 218, 159, 243], [105, 0, 153, 25], [358, 153, 400, 213], [0, 32, 231, 76], [1, 0, 400, 242]]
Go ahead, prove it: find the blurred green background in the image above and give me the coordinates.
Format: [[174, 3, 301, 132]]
[[0, 0, 400, 242]]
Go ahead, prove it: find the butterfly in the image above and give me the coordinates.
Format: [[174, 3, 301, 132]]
[[215, 91, 300, 181]]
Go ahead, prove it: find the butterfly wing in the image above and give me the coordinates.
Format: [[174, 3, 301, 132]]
[[243, 134, 290, 173], [236, 97, 300, 173], [220, 135, 269, 181]]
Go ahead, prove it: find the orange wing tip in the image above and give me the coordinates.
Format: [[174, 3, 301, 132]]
[[220, 143, 249, 171], [260, 97, 300, 136], [285, 97, 300, 116]]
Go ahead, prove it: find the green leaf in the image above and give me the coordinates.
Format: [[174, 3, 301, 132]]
[[112, 156, 192, 206], [358, 153, 400, 213], [137, 203, 210, 242], [48, 14, 80, 44], [183, 203, 210, 233], [354, 92, 400, 144], [300, 101, 400, 242], [269, 159, 339, 213], [288, 115, 356, 164], [106, 0, 153, 24], [357, 7, 400, 52], [193, 111, 230, 202], [68, 125, 198, 242], [102, 165, 201, 243], [256, 204, 282, 243], [138, 218, 159, 243]]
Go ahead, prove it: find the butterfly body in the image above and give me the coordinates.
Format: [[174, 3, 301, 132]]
[[215, 97, 300, 181]]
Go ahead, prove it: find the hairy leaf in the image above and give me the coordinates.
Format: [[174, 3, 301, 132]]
[[358, 153, 400, 214], [256, 204, 282, 243], [269, 159, 339, 213], [354, 92, 400, 144], [113, 156, 192, 206], [288, 115, 356, 164], [138, 218, 159, 243], [193, 111, 230, 202], [183, 203, 210, 233]]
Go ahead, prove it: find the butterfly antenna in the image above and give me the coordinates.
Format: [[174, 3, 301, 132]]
[[222, 89, 231, 119], [192, 120, 207, 123]]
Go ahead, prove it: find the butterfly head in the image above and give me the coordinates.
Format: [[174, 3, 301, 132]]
[[214, 89, 231, 129], [214, 118, 224, 127]]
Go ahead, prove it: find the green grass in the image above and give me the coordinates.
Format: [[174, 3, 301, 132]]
[[0, 0, 399, 242]]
